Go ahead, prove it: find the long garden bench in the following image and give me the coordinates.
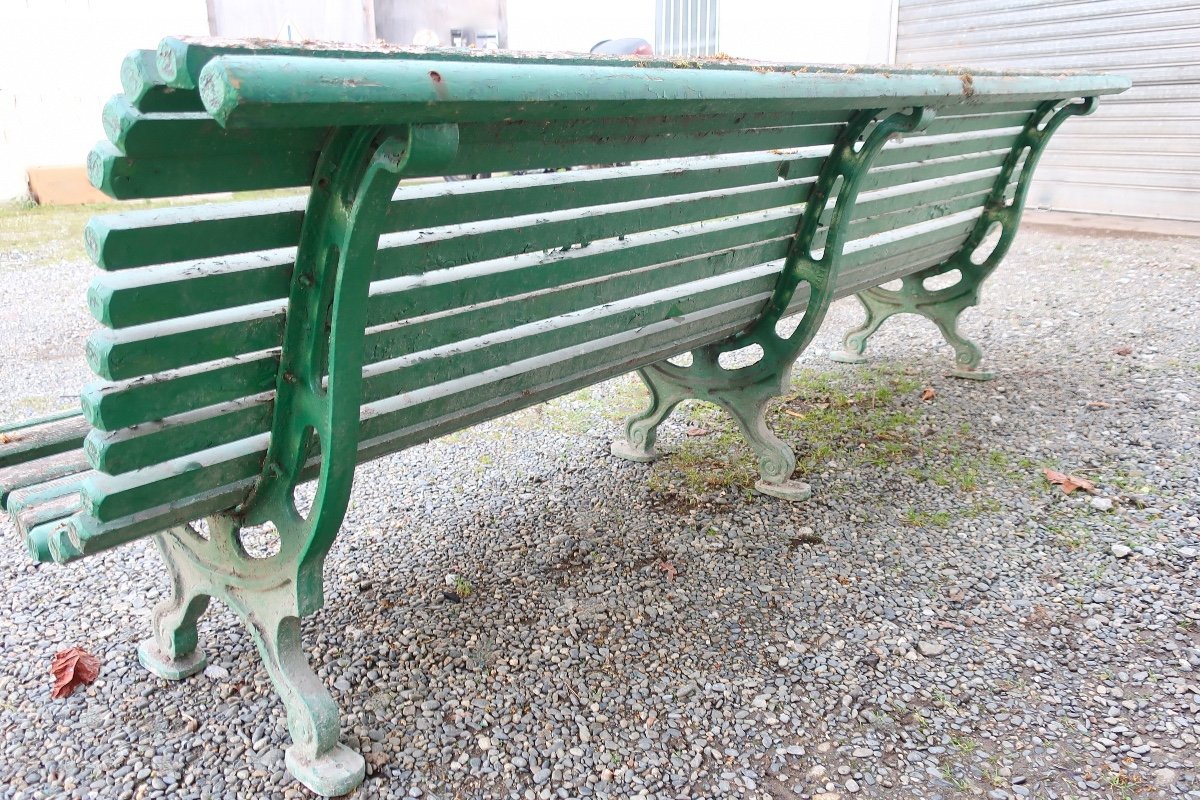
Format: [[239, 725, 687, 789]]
[[0, 37, 1127, 795]]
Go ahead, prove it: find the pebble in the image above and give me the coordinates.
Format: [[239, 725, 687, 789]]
[[1111, 543, 1132, 558], [917, 641, 946, 657]]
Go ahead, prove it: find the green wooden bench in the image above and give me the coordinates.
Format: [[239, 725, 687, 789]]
[[0, 37, 1127, 796]]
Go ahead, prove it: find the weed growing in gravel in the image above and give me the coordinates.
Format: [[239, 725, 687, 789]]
[[903, 508, 952, 528], [948, 733, 977, 755]]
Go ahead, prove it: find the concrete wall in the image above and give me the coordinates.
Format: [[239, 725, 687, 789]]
[[506, 0, 893, 61], [207, 0, 376, 42], [375, 0, 506, 47], [0, 0, 210, 201]]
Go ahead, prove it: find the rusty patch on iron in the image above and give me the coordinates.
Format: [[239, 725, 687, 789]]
[[429, 70, 449, 100]]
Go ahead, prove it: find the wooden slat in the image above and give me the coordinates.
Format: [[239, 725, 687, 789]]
[[102, 96, 329, 157], [0, 451, 90, 509], [81, 356, 278, 432], [120, 49, 204, 113], [87, 141, 321, 200], [5, 473, 87, 521], [198, 54, 1126, 130], [0, 413, 89, 469], [15, 493, 82, 537]]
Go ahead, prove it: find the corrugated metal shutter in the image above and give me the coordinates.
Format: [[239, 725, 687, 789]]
[[656, 0, 720, 57], [895, 0, 1200, 222]]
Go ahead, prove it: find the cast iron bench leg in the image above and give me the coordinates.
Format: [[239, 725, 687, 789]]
[[612, 357, 811, 501], [830, 267, 994, 380], [136, 519, 365, 796]]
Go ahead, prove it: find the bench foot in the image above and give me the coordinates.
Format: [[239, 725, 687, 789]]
[[137, 640, 208, 680], [949, 366, 994, 381], [828, 348, 868, 365], [285, 742, 366, 798], [141, 528, 213, 681], [755, 479, 813, 502], [612, 367, 689, 465], [610, 438, 657, 463]]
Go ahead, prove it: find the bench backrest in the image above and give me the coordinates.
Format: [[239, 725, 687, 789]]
[[71, 38, 1126, 550]]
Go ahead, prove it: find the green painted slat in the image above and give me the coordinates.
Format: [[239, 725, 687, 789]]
[[120, 49, 204, 113], [860, 148, 1009, 192], [81, 355, 277, 431], [85, 198, 305, 272], [87, 141, 320, 200], [66, 481, 255, 559], [915, 109, 1034, 137], [0, 414, 89, 469], [6, 474, 86, 524], [156, 35, 1119, 91], [0, 450, 89, 509], [15, 493, 82, 538], [457, 109, 851, 146], [88, 306, 285, 381], [102, 96, 329, 157], [87, 395, 273, 475], [199, 55, 1128, 129], [875, 131, 1020, 168], [83, 437, 267, 522], [423, 122, 844, 179]]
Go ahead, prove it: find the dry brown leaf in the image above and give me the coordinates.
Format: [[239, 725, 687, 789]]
[[921, 387, 937, 402], [1114, 346, 1133, 356], [685, 427, 709, 437], [50, 647, 100, 699], [1086, 400, 1112, 410], [781, 408, 806, 419], [657, 561, 677, 581], [1042, 468, 1096, 495], [0, 433, 12, 444]]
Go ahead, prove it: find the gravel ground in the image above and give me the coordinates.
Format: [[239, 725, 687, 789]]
[[1, 225, 1198, 800]]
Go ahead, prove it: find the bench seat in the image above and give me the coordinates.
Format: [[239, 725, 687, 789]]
[[1, 37, 1128, 796]]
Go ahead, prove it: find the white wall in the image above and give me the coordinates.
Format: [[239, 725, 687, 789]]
[[720, 0, 894, 64], [208, 0, 375, 42], [507, 0, 655, 54], [507, 0, 893, 63], [0, 0, 210, 201]]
